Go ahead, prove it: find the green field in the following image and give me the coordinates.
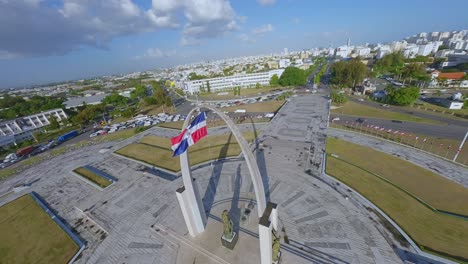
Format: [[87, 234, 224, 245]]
[[73, 167, 112, 188], [332, 101, 441, 124], [195, 86, 286, 100], [222, 100, 285, 113], [0, 195, 79, 264], [116, 132, 256, 172], [326, 137, 468, 261]]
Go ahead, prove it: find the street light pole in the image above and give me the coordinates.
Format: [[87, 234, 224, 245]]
[[453, 130, 468, 162]]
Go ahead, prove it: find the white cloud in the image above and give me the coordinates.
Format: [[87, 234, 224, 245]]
[[180, 37, 201, 47], [0, 0, 240, 58], [238, 33, 256, 44], [257, 0, 275, 6], [252, 24, 274, 36], [292, 17, 300, 25], [238, 15, 248, 23], [136, 48, 176, 59]]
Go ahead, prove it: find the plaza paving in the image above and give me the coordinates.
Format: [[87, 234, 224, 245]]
[[0, 94, 403, 264]]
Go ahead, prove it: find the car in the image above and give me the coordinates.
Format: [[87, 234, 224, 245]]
[[358, 98, 364, 101], [356, 118, 366, 123], [391, 120, 403, 123], [332, 117, 340, 122], [89, 133, 98, 138]]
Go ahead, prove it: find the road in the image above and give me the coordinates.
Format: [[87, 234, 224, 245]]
[[348, 97, 468, 127], [330, 115, 467, 140]]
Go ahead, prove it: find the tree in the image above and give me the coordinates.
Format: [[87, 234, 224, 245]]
[[103, 92, 129, 107], [331, 59, 368, 88], [270, 74, 279, 86], [131, 85, 147, 99], [330, 91, 348, 104], [373, 52, 405, 77], [48, 115, 60, 130], [256, 83, 261, 89], [438, 44, 449, 51], [385, 86, 420, 106], [402, 63, 426, 83], [206, 81, 211, 93], [278, 67, 307, 86]]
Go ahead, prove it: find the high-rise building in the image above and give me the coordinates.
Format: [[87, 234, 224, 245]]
[[283, 48, 289, 56]]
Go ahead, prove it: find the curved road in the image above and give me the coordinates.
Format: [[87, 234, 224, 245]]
[[348, 98, 468, 127], [330, 115, 467, 140]]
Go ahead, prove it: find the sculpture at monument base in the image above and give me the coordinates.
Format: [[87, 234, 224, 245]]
[[272, 230, 281, 263], [221, 210, 238, 250]]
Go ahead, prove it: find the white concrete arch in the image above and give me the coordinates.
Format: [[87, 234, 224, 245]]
[[181, 106, 266, 218], [175, 106, 277, 264]]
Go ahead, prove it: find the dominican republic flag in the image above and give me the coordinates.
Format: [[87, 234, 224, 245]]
[[171, 112, 208, 156]]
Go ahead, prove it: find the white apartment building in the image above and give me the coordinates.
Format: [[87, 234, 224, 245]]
[[417, 43, 434, 56], [183, 69, 285, 94], [279, 59, 291, 68], [403, 45, 419, 58], [0, 108, 68, 147], [354, 47, 371, 57], [390, 41, 407, 52]]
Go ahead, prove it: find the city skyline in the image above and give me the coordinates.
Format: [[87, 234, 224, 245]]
[[1, 0, 468, 88]]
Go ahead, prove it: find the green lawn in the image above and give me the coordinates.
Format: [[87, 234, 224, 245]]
[[73, 167, 112, 188], [331, 101, 441, 124], [194, 86, 286, 100], [115, 132, 256, 172], [326, 138, 468, 262], [222, 100, 285, 113], [0, 195, 80, 264]]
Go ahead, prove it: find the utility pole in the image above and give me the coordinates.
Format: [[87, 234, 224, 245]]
[[453, 130, 468, 162]]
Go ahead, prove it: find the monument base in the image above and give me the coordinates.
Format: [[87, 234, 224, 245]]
[[273, 251, 282, 264], [221, 232, 238, 250]]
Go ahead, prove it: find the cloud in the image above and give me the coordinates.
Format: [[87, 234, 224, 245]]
[[252, 24, 274, 36], [292, 17, 300, 25], [257, 0, 276, 6], [0, 0, 239, 59], [238, 15, 248, 23], [180, 37, 201, 47], [134, 48, 176, 60], [238, 33, 256, 44]]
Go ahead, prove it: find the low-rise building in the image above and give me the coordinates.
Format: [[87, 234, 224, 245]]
[[183, 69, 285, 94], [0, 108, 68, 147], [64, 94, 108, 109]]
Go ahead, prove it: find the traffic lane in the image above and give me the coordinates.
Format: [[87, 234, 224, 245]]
[[331, 115, 466, 140], [348, 98, 468, 127]]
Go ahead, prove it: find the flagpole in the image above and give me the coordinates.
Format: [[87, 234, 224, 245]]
[[453, 130, 468, 162]]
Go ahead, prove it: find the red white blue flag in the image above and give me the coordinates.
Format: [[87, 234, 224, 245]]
[[171, 112, 208, 156]]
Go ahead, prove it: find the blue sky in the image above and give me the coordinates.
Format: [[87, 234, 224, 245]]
[[0, 0, 467, 88]]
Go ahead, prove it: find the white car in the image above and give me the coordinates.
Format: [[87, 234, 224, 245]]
[[89, 133, 98, 138], [332, 117, 340, 122]]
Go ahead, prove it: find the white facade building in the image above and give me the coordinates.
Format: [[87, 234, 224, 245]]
[[279, 59, 291, 68], [403, 45, 419, 58], [0, 108, 68, 147], [183, 69, 285, 94], [417, 43, 434, 56], [355, 47, 371, 57]]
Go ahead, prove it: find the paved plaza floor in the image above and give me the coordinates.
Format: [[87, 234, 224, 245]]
[[0, 94, 403, 264]]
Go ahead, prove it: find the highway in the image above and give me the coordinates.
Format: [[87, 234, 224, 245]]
[[348, 97, 468, 127], [330, 115, 467, 140]]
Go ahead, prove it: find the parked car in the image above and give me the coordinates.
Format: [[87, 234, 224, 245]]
[[356, 118, 366, 123]]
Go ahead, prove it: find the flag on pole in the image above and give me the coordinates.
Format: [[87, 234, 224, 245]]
[[171, 112, 208, 156]]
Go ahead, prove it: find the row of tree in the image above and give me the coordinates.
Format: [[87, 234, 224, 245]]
[[0, 95, 64, 119], [330, 58, 368, 88]]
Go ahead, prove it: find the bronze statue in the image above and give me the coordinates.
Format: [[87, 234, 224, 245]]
[[222, 210, 234, 239], [272, 231, 281, 262]]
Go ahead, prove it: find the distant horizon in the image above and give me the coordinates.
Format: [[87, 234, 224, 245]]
[[1, 0, 467, 88], [1, 26, 463, 91]]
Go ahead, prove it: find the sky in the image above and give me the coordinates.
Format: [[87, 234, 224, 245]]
[[0, 0, 467, 88]]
